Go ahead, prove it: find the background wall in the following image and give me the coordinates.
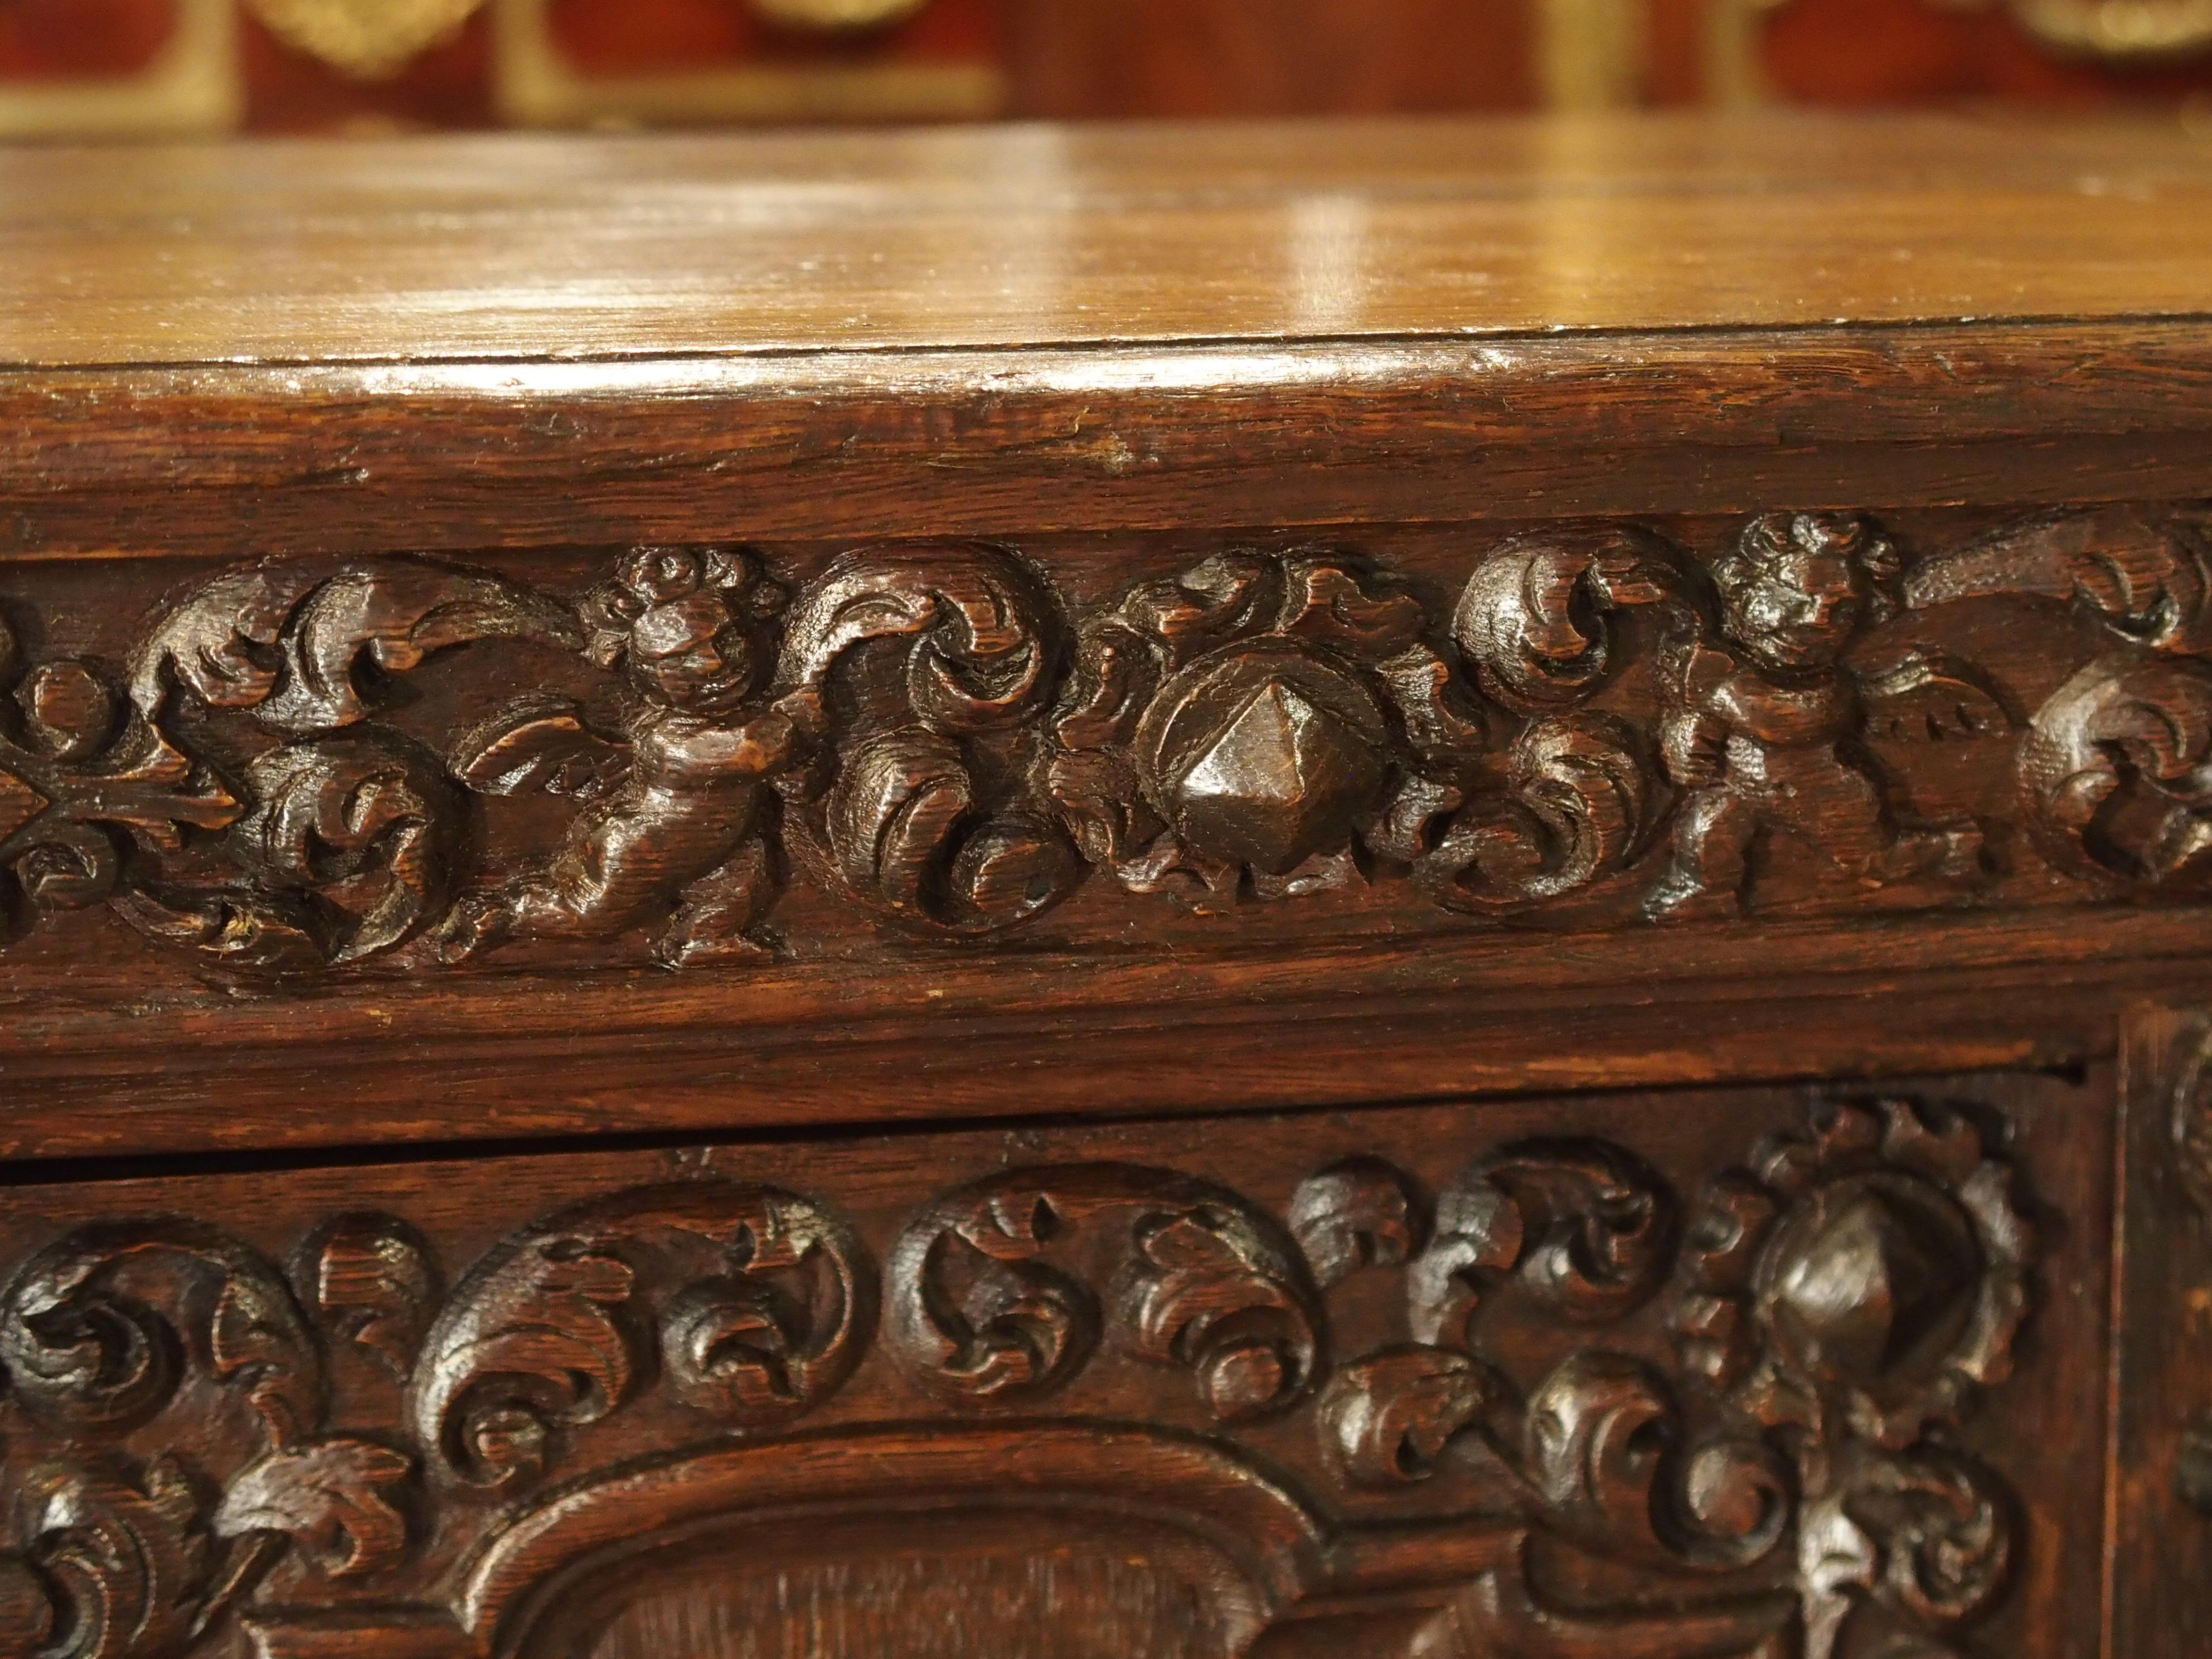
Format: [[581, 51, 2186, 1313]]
[[4, 0, 2212, 139]]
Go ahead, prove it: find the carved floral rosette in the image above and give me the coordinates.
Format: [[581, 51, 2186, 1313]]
[[0, 1094, 2040, 1659], [0, 505, 2196, 978]]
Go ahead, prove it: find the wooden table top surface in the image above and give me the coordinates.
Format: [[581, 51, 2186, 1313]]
[[3, 111, 2209, 368]]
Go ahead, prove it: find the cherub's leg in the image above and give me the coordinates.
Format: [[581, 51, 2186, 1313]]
[[1802, 758, 1983, 887], [1647, 789, 1758, 920], [653, 836, 779, 968], [435, 787, 735, 963], [1870, 817, 1985, 886]]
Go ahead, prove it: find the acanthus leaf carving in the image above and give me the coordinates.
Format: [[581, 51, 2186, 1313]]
[[774, 543, 1081, 933], [408, 1181, 872, 1490], [1516, 1350, 1789, 1574], [299, 1214, 442, 1382], [1289, 1156, 1430, 1290], [2017, 653, 2212, 886], [885, 1163, 1323, 1422], [1798, 1445, 2014, 1659], [0, 1104, 2046, 1659], [1905, 506, 2212, 656], [1319, 1097, 2035, 1659], [1451, 523, 1702, 712], [212, 1439, 413, 1580], [12, 1458, 216, 1659], [127, 559, 584, 740], [0, 505, 2201, 976], [0, 1220, 426, 1658], [0, 1222, 322, 1440], [1409, 1141, 1673, 1346], [1320, 1343, 1506, 1487]]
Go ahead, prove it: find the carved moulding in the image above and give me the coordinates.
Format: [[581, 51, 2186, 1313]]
[[0, 1095, 2041, 1658], [0, 506, 2200, 978]]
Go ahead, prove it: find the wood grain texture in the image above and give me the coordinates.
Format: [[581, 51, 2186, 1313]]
[[2111, 1006, 2212, 1658], [4, 114, 2212, 368], [0, 113, 2192, 1659], [0, 1073, 2110, 1659]]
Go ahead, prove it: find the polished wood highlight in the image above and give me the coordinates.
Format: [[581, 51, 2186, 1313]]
[[7, 114, 2212, 366]]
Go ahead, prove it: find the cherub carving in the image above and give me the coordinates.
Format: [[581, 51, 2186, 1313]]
[[1647, 513, 1986, 920], [436, 546, 799, 966]]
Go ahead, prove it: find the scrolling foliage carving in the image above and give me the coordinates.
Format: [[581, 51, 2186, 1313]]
[[0, 1221, 417, 1659], [884, 1162, 1323, 1423], [410, 1181, 874, 1488], [0, 1098, 2041, 1657], [0, 507, 2204, 976], [1312, 1100, 2031, 1659]]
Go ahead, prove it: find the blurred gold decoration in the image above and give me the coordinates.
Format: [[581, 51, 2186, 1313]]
[[0, 0, 241, 138], [246, 0, 489, 79], [1536, 0, 1649, 108], [1980, 0, 2212, 60], [749, 0, 930, 29], [491, 0, 1002, 126]]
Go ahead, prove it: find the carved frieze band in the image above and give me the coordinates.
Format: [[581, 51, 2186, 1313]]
[[0, 506, 2205, 976], [0, 1097, 2036, 1658]]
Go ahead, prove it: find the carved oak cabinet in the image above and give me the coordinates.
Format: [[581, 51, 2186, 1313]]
[[0, 112, 2209, 1659]]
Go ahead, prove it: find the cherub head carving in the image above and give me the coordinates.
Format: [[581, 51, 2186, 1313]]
[[584, 546, 784, 719], [1711, 513, 1900, 673]]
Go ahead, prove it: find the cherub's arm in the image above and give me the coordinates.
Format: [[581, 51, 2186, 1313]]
[[651, 709, 803, 778], [1659, 642, 1735, 788]]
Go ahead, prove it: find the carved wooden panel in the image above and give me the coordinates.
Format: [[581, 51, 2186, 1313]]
[[0, 1071, 2109, 1658], [0, 505, 2203, 991]]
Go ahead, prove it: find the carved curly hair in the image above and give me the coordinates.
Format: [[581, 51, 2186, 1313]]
[[1711, 512, 1901, 632], [579, 544, 782, 673]]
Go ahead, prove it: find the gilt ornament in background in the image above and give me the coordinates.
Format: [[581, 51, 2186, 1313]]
[[748, 0, 930, 30], [246, 0, 488, 80]]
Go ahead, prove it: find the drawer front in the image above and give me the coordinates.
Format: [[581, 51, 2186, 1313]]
[[0, 1071, 2109, 1658]]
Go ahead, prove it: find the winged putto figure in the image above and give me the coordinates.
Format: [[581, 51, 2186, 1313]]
[[436, 545, 800, 966], [1646, 513, 1990, 919]]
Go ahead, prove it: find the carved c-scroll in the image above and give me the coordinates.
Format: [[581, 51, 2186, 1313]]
[[409, 1181, 872, 1489], [0, 1097, 2048, 1658], [885, 1162, 1325, 1423], [0, 1223, 416, 1657], [774, 544, 1081, 933]]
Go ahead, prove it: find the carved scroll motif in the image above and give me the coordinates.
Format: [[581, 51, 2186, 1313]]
[[409, 1182, 872, 1488], [884, 1163, 1324, 1423], [0, 508, 2200, 977], [0, 1103, 2042, 1658], [0, 1222, 418, 1658], [1314, 1099, 2033, 1659]]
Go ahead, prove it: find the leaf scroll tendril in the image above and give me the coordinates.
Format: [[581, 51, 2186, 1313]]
[[409, 1182, 871, 1489], [1410, 1141, 1675, 1346], [886, 1163, 1323, 1420], [776, 545, 1080, 932], [0, 1223, 323, 1442]]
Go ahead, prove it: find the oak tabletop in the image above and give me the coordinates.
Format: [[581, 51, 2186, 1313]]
[[3, 110, 2209, 368]]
